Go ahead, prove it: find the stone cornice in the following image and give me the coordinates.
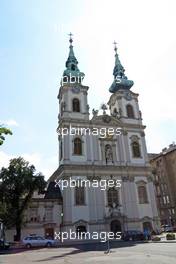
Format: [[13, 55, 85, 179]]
[[58, 118, 146, 131], [49, 164, 152, 181], [107, 90, 139, 105]]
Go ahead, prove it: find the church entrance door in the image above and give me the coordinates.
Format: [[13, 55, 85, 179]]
[[110, 220, 121, 235]]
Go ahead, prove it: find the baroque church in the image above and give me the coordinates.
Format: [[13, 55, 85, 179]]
[[49, 35, 160, 237], [5, 36, 160, 243]]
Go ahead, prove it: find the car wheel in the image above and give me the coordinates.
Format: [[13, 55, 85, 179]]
[[26, 243, 31, 249], [5, 245, 10, 250], [46, 242, 52, 247]]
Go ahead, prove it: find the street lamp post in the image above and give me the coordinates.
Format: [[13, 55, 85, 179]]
[[60, 212, 64, 243]]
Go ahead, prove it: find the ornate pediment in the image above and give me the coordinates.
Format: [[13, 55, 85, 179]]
[[74, 219, 88, 226], [91, 114, 123, 127]]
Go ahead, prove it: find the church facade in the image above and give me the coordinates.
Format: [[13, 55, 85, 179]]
[[50, 36, 160, 237]]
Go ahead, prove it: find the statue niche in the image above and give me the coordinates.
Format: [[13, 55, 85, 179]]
[[105, 144, 113, 164]]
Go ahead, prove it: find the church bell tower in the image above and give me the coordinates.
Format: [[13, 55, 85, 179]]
[[58, 34, 89, 123]]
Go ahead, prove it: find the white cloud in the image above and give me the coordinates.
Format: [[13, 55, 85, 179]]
[[0, 119, 19, 127], [0, 151, 13, 168], [0, 151, 58, 180]]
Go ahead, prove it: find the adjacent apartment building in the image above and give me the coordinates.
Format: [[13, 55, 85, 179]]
[[149, 143, 176, 226]]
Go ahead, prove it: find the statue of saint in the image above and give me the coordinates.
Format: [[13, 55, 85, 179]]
[[105, 145, 113, 163]]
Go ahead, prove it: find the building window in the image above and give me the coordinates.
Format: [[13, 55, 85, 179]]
[[159, 197, 163, 205], [107, 187, 119, 207], [166, 196, 170, 204], [113, 108, 118, 115], [73, 137, 82, 155], [63, 76, 68, 83], [29, 208, 38, 222], [126, 104, 135, 118], [45, 208, 53, 222], [132, 141, 141, 158], [163, 196, 167, 204], [75, 186, 85, 205], [72, 98, 80, 112], [138, 185, 148, 204]]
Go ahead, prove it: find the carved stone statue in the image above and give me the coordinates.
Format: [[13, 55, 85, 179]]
[[61, 101, 66, 111], [92, 108, 98, 116], [105, 145, 113, 163], [105, 206, 111, 217], [101, 103, 107, 115], [119, 108, 122, 116]]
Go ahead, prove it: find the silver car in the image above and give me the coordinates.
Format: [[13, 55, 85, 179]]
[[22, 235, 57, 248]]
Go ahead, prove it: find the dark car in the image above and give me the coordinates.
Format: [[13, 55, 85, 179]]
[[0, 239, 10, 250], [122, 230, 145, 241], [161, 225, 173, 233]]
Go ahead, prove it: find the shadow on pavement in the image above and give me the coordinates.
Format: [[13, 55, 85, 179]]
[[34, 241, 147, 262], [0, 247, 46, 255]]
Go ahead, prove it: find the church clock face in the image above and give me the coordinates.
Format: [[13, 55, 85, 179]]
[[125, 91, 132, 101], [71, 86, 80, 94]]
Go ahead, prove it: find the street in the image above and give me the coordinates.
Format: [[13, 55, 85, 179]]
[[1, 242, 176, 264]]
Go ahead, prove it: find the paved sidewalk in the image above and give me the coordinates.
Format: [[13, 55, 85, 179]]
[[1, 242, 176, 264]]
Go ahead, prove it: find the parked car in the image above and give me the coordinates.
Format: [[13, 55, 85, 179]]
[[22, 235, 57, 248], [0, 239, 10, 250], [122, 230, 145, 241], [161, 225, 173, 233]]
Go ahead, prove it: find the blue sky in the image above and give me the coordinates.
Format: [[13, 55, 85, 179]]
[[1, 0, 176, 178]]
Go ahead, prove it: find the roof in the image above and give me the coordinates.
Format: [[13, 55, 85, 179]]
[[44, 181, 62, 200], [148, 144, 176, 162]]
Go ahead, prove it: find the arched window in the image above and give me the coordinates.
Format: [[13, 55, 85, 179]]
[[72, 98, 80, 112], [113, 108, 117, 114], [107, 187, 119, 207], [63, 76, 68, 83], [75, 186, 85, 205], [138, 186, 148, 204], [126, 104, 134, 118], [132, 141, 141, 158], [73, 137, 82, 155]]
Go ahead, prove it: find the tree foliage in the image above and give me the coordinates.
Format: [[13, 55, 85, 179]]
[[0, 125, 12, 145], [0, 157, 46, 241]]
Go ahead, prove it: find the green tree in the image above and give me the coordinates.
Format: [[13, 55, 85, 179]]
[[0, 157, 46, 241], [0, 126, 12, 145]]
